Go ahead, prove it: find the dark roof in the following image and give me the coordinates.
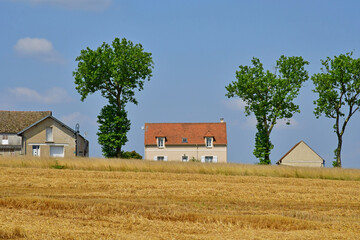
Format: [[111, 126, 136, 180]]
[[0, 111, 52, 133], [144, 122, 227, 145], [277, 140, 324, 164]]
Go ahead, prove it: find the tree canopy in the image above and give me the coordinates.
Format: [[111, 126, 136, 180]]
[[226, 56, 309, 164], [73, 37, 154, 157], [312, 52, 360, 167]]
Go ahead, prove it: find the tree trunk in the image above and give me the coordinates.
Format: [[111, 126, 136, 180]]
[[264, 131, 271, 164], [116, 147, 122, 158], [264, 150, 270, 164], [116, 88, 122, 159], [335, 135, 342, 167], [254, 118, 272, 164]]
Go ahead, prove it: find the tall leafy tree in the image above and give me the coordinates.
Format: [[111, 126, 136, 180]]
[[312, 52, 360, 167], [73, 37, 154, 157], [226, 56, 309, 164]]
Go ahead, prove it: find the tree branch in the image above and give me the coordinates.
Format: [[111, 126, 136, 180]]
[[340, 104, 353, 137]]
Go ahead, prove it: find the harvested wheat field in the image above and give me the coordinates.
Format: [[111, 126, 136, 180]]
[[0, 158, 360, 239]]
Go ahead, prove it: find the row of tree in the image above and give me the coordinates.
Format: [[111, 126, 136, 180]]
[[226, 53, 360, 167], [72, 37, 360, 167]]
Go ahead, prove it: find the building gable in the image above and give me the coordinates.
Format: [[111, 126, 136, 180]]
[[18, 115, 76, 136], [20, 117, 75, 141], [277, 141, 324, 166]]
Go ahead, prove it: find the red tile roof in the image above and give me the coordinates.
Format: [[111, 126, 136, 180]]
[[0, 110, 52, 133], [144, 122, 227, 145]]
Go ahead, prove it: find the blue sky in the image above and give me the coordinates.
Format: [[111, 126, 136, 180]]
[[1, 0, 360, 168]]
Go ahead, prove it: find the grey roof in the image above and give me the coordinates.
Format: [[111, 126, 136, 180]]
[[0, 111, 52, 133]]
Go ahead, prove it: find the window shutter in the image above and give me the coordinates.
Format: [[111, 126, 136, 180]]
[[164, 156, 168, 161], [154, 156, 157, 161], [201, 156, 205, 163], [213, 156, 218, 163]]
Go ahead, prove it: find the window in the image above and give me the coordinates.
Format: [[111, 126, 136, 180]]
[[182, 155, 188, 162], [205, 156, 213, 163], [32, 145, 40, 157], [2, 135, 9, 145], [157, 137, 165, 148], [205, 137, 213, 147], [154, 156, 167, 161], [182, 138, 188, 143], [46, 127, 53, 142], [201, 156, 218, 163]]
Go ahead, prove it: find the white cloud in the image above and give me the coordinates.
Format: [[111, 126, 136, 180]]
[[223, 99, 247, 111], [14, 37, 53, 54], [14, 37, 65, 63], [60, 112, 97, 127], [13, 0, 112, 11], [10, 87, 73, 104]]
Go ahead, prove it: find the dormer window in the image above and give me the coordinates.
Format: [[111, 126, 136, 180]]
[[157, 137, 165, 148], [182, 138, 188, 143], [205, 137, 213, 148]]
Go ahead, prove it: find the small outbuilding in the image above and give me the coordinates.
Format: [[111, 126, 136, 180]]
[[277, 140, 325, 167]]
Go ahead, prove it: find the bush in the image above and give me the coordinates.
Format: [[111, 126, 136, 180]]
[[189, 157, 200, 162], [121, 151, 142, 159], [51, 160, 67, 169]]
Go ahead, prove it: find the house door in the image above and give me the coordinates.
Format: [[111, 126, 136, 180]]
[[32, 145, 40, 156]]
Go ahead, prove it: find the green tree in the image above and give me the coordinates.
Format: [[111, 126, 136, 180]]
[[97, 103, 130, 158], [226, 56, 309, 164], [312, 52, 360, 167], [73, 37, 154, 158]]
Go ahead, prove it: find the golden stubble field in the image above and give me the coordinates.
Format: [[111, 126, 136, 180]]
[[0, 160, 360, 239]]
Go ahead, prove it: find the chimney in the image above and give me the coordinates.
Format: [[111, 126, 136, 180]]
[[220, 118, 224, 123]]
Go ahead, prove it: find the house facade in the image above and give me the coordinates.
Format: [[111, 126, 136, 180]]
[[144, 120, 227, 163], [0, 111, 50, 156], [277, 140, 325, 167], [0, 111, 89, 157]]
